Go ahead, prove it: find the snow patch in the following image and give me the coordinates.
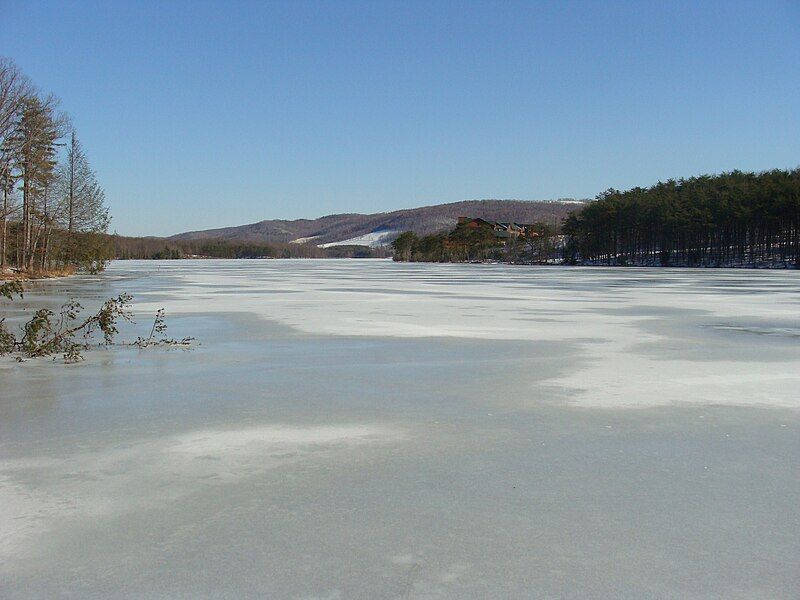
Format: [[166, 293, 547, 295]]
[[290, 236, 320, 244]]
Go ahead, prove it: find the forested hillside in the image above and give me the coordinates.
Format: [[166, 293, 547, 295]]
[[563, 169, 800, 267]]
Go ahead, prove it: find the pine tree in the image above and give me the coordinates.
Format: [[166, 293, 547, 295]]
[[7, 95, 64, 269], [59, 130, 109, 239]]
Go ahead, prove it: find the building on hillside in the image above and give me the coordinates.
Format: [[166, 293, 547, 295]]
[[457, 217, 536, 240]]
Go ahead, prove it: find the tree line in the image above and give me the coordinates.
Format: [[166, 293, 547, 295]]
[[563, 169, 800, 267], [111, 235, 390, 260], [1, 57, 110, 276]]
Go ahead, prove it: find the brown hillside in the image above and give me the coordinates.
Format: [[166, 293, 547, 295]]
[[169, 199, 585, 245]]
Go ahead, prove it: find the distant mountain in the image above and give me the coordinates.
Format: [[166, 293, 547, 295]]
[[169, 199, 586, 246]]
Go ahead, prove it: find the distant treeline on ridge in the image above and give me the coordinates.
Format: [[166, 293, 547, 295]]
[[112, 236, 390, 260]]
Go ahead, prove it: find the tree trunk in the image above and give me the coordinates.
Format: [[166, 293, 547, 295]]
[[22, 166, 29, 268], [1, 184, 7, 270]]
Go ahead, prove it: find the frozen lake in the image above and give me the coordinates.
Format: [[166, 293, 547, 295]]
[[1, 259, 799, 598]]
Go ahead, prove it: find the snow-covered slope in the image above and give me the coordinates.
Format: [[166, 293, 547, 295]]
[[318, 229, 399, 248]]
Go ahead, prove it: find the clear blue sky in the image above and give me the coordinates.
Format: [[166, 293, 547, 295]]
[[2, 1, 799, 236]]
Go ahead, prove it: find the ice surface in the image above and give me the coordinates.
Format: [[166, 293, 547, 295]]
[[0, 424, 402, 561], [127, 259, 800, 409], [1, 260, 798, 598]]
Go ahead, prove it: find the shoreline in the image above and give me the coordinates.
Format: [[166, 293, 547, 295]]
[[113, 255, 800, 269], [0, 266, 77, 282], [392, 258, 800, 269]]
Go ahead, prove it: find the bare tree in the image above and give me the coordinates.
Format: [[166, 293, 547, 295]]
[[0, 57, 33, 269], [6, 94, 67, 269]]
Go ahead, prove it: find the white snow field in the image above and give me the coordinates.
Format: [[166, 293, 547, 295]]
[[318, 228, 399, 247], [1, 260, 798, 599]]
